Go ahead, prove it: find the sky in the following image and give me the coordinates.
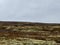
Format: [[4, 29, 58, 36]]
[[0, 0, 60, 23]]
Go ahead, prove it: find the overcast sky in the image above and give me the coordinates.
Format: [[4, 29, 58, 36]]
[[0, 0, 60, 23]]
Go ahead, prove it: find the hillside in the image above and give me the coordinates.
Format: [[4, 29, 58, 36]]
[[0, 21, 60, 45]]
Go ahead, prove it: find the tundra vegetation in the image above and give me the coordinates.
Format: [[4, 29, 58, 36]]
[[0, 22, 60, 45]]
